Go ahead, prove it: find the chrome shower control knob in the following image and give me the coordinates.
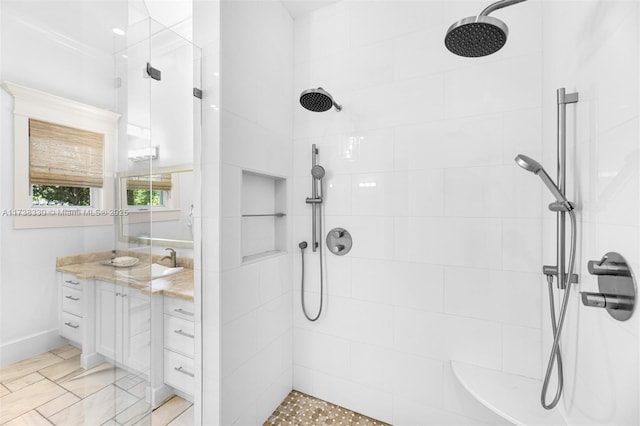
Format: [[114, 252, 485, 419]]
[[326, 228, 352, 256]]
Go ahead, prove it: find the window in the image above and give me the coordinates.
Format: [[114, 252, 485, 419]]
[[2, 81, 119, 229], [32, 185, 91, 206], [29, 118, 104, 207]]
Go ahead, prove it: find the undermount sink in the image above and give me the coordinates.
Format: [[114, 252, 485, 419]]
[[150, 263, 184, 278], [115, 263, 184, 280]]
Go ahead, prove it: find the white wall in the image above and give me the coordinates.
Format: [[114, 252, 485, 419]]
[[292, 1, 544, 424], [219, 1, 294, 424], [541, 1, 640, 424], [0, 1, 119, 365]]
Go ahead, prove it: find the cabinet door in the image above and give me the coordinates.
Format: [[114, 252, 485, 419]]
[[96, 281, 118, 360], [123, 287, 151, 374]]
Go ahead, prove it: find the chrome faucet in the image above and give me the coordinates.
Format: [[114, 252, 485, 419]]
[[161, 248, 177, 267]]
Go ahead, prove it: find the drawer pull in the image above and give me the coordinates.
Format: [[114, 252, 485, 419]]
[[64, 322, 79, 329], [65, 280, 80, 285], [65, 295, 80, 301], [174, 366, 194, 377], [174, 329, 195, 338], [174, 308, 194, 316]]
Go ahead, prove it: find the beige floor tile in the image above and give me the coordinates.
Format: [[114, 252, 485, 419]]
[[0, 379, 66, 424], [0, 385, 9, 398], [56, 347, 82, 360], [115, 399, 152, 425], [127, 381, 147, 400], [58, 362, 126, 399], [115, 374, 145, 391], [39, 356, 83, 383], [50, 345, 76, 356], [167, 405, 194, 426], [49, 385, 138, 426], [3, 372, 45, 392], [36, 392, 81, 418], [3, 410, 51, 426], [146, 396, 191, 426], [0, 352, 62, 383], [101, 420, 117, 426]]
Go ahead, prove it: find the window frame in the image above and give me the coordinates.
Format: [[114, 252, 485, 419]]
[[2, 81, 119, 229]]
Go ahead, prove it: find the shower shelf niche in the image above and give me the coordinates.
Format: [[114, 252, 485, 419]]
[[241, 170, 287, 263], [451, 361, 567, 426]]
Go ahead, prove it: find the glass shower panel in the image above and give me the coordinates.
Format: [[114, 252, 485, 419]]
[[113, 16, 201, 423], [113, 15, 153, 423]]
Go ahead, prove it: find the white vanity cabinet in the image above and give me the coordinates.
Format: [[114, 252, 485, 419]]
[[59, 273, 101, 369], [95, 280, 151, 374], [163, 296, 195, 398]]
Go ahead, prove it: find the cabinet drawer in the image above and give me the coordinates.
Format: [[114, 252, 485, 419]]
[[61, 273, 84, 290], [62, 286, 83, 317], [164, 315, 195, 358], [164, 349, 194, 395], [164, 297, 195, 321], [61, 312, 82, 344]]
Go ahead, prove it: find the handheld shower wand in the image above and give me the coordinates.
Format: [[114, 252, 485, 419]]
[[515, 155, 573, 211], [515, 153, 577, 410]]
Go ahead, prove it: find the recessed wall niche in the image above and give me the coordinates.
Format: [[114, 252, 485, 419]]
[[241, 171, 286, 262]]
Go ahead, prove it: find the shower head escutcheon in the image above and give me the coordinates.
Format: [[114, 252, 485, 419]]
[[514, 154, 573, 210], [311, 165, 326, 180], [300, 87, 342, 112], [444, 0, 527, 57]]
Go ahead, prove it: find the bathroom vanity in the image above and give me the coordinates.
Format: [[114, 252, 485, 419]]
[[56, 251, 195, 406]]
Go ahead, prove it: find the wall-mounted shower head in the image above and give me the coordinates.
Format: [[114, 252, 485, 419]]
[[299, 241, 308, 250], [444, 0, 527, 57], [300, 88, 342, 112], [311, 165, 326, 180], [515, 154, 572, 209]]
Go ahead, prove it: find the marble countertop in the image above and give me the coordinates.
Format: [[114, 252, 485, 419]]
[[56, 251, 194, 300]]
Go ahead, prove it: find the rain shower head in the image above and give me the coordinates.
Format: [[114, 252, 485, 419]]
[[311, 165, 326, 179], [515, 154, 572, 209], [300, 88, 342, 112], [444, 0, 527, 57]]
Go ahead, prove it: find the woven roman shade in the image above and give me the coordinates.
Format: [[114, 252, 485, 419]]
[[29, 119, 104, 188], [126, 174, 173, 191]]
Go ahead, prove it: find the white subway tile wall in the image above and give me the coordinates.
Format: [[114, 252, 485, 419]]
[[292, 1, 544, 423], [220, 1, 294, 425]]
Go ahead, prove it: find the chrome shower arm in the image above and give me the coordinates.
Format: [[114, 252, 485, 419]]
[[480, 0, 527, 16]]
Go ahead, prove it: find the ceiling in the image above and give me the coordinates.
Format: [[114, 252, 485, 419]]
[[280, 0, 340, 19]]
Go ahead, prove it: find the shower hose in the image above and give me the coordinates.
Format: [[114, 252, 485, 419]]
[[300, 207, 324, 322], [541, 209, 577, 410]]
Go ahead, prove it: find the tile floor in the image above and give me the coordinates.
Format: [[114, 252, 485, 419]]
[[265, 390, 389, 426], [0, 345, 192, 425]]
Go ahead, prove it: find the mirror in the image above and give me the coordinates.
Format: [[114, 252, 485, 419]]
[[117, 164, 194, 248]]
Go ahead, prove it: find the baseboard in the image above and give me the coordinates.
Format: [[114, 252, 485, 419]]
[[80, 351, 104, 370], [150, 384, 175, 408], [0, 329, 66, 367]]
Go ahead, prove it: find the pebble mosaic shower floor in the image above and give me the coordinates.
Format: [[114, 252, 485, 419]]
[[264, 390, 389, 426]]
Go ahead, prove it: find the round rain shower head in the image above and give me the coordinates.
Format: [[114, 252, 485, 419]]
[[515, 154, 543, 174], [444, 15, 508, 57], [300, 87, 342, 112], [311, 165, 326, 179]]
